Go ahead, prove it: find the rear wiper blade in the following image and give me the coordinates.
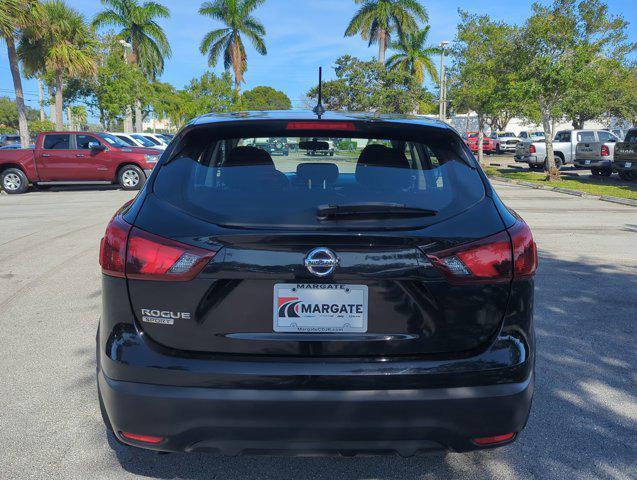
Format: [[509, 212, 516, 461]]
[[317, 203, 437, 221]]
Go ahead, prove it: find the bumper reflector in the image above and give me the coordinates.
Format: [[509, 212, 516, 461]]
[[472, 433, 516, 446], [120, 432, 164, 444]]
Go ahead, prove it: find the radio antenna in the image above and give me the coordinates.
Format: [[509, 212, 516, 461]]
[[313, 67, 326, 119]]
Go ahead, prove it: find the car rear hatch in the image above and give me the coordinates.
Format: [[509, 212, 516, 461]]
[[575, 141, 603, 162], [614, 139, 637, 164], [515, 142, 531, 157], [107, 120, 534, 357]]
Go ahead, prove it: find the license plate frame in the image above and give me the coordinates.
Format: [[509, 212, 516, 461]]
[[273, 283, 368, 333]]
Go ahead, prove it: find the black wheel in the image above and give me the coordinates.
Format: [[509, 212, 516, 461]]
[[619, 171, 635, 181], [118, 164, 146, 190], [496, 144, 502, 155], [591, 168, 600, 176], [600, 168, 612, 177], [529, 163, 541, 171], [1, 168, 29, 194]]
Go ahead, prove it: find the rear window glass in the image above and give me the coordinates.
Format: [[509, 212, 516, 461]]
[[577, 131, 596, 142], [43, 134, 70, 150], [625, 131, 637, 143], [153, 128, 485, 231]]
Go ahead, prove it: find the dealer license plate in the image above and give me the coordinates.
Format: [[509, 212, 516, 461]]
[[273, 284, 368, 333]]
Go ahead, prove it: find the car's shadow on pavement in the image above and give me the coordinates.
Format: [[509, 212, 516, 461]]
[[102, 252, 637, 480]]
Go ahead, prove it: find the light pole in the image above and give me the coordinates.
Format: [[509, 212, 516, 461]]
[[439, 41, 449, 121]]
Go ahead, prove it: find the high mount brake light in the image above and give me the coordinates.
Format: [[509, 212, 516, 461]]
[[286, 121, 357, 131], [99, 216, 216, 281], [425, 220, 537, 283]]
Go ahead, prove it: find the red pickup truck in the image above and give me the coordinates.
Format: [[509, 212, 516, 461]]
[[0, 131, 162, 194]]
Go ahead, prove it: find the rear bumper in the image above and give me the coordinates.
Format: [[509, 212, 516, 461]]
[[574, 159, 611, 168], [515, 155, 535, 163], [613, 161, 637, 172], [99, 369, 533, 455]]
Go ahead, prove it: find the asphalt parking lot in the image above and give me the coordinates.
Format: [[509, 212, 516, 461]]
[[0, 183, 635, 480]]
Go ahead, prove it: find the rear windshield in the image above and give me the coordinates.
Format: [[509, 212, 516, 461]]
[[153, 126, 485, 231]]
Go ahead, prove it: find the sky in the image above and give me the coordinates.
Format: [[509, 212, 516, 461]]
[[1, 0, 636, 115]]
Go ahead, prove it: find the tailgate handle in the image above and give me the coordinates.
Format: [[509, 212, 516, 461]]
[[41, 153, 51, 157]]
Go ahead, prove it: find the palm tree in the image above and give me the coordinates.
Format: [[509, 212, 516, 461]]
[[0, 0, 40, 147], [93, 0, 171, 132], [386, 26, 438, 84], [199, 0, 267, 92], [345, 0, 428, 64], [19, 1, 96, 130]]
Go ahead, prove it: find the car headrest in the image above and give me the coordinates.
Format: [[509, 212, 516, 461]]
[[296, 163, 339, 188], [225, 146, 275, 167], [355, 144, 412, 189], [222, 146, 287, 190]]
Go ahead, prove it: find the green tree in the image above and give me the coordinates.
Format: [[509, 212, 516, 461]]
[[91, 42, 149, 129], [0, 96, 39, 130], [93, 0, 171, 131], [345, 0, 428, 63], [198, 0, 267, 92], [450, 10, 515, 164], [19, 0, 97, 130], [386, 25, 438, 84], [515, 0, 634, 180], [182, 71, 236, 119], [307, 55, 431, 114], [28, 118, 55, 136], [560, 57, 633, 129], [0, 0, 40, 146], [240, 86, 291, 110]]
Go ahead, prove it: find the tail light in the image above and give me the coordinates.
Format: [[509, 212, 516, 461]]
[[601, 144, 610, 156], [529, 144, 536, 154], [425, 220, 537, 283], [100, 216, 217, 281], [99, 215, 131, 278]]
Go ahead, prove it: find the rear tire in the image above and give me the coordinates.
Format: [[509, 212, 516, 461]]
[[1, 168, 29, 194], [601, 168, 612, 177], [591, 168, 600, 176], [118, 164, 146, 190], [619, 171, 635, 181]]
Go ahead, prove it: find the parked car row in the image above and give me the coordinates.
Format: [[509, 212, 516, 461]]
[[109, 132, 172, 150], [0, 131, 166, 194], [514, 128, 636, 180], [464, 131, 545, 155]]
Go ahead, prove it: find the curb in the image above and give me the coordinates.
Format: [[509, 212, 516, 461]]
[[488, 175, 637, 207]]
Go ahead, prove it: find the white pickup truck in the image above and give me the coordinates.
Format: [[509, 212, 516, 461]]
[[573, 130, 620, 176], [515, 129, 618, 171]]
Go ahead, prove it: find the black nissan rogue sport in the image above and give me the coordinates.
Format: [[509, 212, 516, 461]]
[[97, 111, 537, 456]]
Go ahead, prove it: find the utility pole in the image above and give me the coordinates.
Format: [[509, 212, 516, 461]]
[[38, 77, 45, 121], [119, 39, 134, 133], [438, 41, 449, 122]]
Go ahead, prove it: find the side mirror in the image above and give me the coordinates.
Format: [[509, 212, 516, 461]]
[[88, 141, 105, 151]]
